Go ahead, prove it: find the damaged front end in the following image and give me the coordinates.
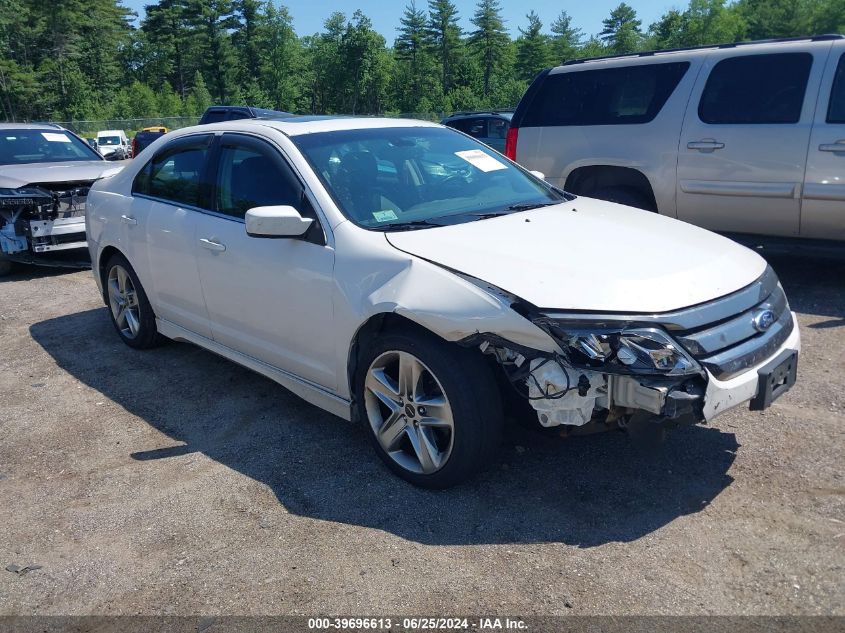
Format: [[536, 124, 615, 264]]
[[0, 181, 93, 269], [463, 317, 707, 436]]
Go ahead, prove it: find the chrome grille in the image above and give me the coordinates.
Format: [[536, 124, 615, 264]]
[[671, 267, 793, 380]]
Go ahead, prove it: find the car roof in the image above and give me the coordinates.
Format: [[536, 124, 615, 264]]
[[553, 34, 844, 71], [183, 116, 442, 137], [98, 130, 124, 135], [0, 122, 66, 130]]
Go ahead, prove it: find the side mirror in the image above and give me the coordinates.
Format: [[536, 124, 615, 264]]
[[529, 170, 546, 181], [245, 205, 313, 238]]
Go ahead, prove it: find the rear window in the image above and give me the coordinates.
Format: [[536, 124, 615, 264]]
[[699, 53, 812, 125], [520, 61, 690, 127]]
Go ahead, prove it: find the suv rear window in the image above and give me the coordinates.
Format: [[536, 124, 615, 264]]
[[699, 53, 812, 125], [520, 61, 690, 127]]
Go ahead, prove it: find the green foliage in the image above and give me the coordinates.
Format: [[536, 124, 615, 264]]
[[0, 0, 839, 122], [516, 12, 553, 82], [601, 3, 644, 54]]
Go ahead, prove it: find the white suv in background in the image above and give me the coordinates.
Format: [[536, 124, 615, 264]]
[[506, 35, 845, 245]]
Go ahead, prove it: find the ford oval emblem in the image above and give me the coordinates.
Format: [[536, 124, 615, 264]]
[[752, 309, 776, 332]]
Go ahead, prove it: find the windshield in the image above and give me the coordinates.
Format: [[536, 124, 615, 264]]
[[0, 129, 102, 165], [98, 136, 121, 145], [292, 126, 565, 230]]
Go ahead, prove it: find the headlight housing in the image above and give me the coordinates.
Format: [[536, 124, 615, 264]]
[[540, 323, 701, 376]]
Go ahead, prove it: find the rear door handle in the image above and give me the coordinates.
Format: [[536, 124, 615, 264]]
[[120, 214, 137, 225], [199, 238, 226, 252], [687, 140, 725, 151], [819, 141, 845, 152]]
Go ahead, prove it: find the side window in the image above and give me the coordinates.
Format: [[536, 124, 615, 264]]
[[132, 135, 213, 208], [214, 139, 302, 219], [699, 53, 812, 125], [488, 118, 509, 139], [451, 118, 487, 138], [521, 61, 690, 127], [828, 53, 845, 124]]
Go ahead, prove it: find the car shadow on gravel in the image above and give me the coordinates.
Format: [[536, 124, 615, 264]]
[[31, 307, 739, 547]]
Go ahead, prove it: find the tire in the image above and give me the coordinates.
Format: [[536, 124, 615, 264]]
[[0, 255, 13, 277], [103, 253, 165, 349], [592, 186, 656, 212], [355, 328, 504, 489]]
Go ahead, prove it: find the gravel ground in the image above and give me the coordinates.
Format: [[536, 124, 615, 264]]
[[0, 253, 842, 616]]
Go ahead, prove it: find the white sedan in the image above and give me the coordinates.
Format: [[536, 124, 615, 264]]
[[86, 117, 800, 488]]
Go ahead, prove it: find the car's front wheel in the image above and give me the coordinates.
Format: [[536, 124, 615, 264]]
[[356, 329, 503, 488], [104, 253, 164, 349]]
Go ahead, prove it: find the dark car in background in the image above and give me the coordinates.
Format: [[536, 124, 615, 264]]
[[198, 105, 294, 125], [441, 111, 513, 153], [132, 127, 168, 157]]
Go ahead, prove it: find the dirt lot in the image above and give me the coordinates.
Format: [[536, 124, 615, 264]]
[[0, 253, 842, 616]]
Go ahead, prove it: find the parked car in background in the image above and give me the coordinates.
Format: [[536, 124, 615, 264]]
[[0, 123, 121, 275], [198, 105, 293, 125], [132, 128, 168, 157], [85, 137, 98, 150], [96, 129, 131, 160], [507, 35, 845, 244], [86, 117, 799, 488], [441, 111, 512, 153]]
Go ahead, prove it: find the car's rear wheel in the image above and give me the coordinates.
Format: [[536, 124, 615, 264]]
[[356, 329, 503, 488], [104, 253, 164, 349]]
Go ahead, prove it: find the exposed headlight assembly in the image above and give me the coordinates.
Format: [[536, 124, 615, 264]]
[[541, 324, 701, 377]]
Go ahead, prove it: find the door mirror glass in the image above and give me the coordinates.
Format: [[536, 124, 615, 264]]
[[245, 205, 313, 238]]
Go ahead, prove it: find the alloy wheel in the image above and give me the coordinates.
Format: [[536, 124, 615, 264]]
[[364, 350, 455, 475], [107, 265, 141, 339]]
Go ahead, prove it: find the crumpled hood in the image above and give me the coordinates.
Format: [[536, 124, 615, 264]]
[[385, 197, 767, 313], [0, 161, 122, 188]]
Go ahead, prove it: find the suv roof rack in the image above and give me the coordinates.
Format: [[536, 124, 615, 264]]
[[562, 34, 844, 66]]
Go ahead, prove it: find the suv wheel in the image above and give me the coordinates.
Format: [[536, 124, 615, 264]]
[[356, 329, 503, 488], [104, 253, 165, 349]]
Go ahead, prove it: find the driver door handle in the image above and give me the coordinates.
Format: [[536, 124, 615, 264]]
[[688, 140, 725, 151], [199, 238, 226, 252], [120, 214, 137, 225]]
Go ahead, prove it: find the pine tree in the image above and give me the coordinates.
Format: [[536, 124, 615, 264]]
[[469, 0, 508, 98], [600, 3, 643, 54], [515, 11, 551, 81], [550, 11, 584, 63], [426, 0, 461, 95]]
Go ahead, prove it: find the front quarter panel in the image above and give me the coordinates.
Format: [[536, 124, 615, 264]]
[[331, 222, 560, 399]]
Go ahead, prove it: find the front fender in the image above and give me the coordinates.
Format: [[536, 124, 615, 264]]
[[331, 223, 559, 399]]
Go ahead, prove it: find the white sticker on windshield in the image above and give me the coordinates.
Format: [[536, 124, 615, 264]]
[[454, 149, 507, 172], [41, 132, 72, 143], [373, 210, 398, 222]]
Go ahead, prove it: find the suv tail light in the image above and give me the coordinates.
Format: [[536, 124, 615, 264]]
[[504, 127, 518, 161]]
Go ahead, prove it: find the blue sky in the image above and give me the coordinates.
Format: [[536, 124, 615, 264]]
[[121, 1, 675, 40]]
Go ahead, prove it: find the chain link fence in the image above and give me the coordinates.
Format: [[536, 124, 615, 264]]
[[53, 117, 199, 138]]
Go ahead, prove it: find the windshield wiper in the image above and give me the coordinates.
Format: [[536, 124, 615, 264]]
[[383, 219, 446, 231], [466, 201, 558, 220], [505, 201, 559, 212]]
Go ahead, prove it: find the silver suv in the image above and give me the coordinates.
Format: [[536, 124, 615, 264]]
[[506, 35, 845, 244]]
